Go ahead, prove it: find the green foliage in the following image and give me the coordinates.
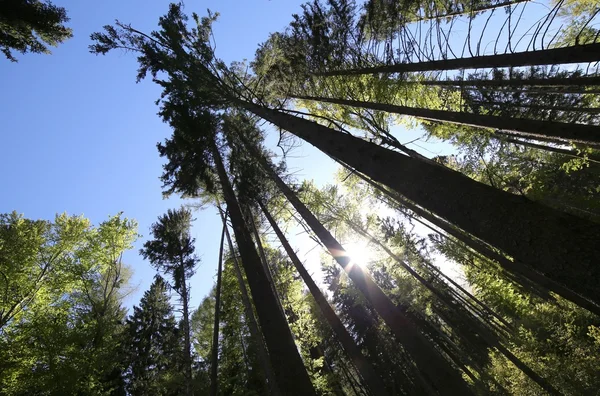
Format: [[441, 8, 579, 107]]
[[0, 0, 72, 61], [0, 212, 137, 395]]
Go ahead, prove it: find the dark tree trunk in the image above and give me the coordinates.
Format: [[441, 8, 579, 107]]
[[220, 211, 281, 396], [291, 94, 600, 146], [238, 101, 600, 309], [341, 160, 600, 316], [259, 200, 389, 396], [243, 145, 473, 395], [414, 75, 600, 89], [209, 225, 226, 396], [315, 43, 600, 76], [210, 141, 316, 396]]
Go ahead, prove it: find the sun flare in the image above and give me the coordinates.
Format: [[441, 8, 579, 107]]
[[343, 239, 378, 268]]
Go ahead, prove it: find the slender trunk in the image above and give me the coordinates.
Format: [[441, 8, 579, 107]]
[[291, 94, 600, 146], [210, 141, 316, 396], [220, 212, 281, 396], [469, 100, 600, 114], [499, 136, 600, 165], [239, 101, 600, 309], [178, 257, 193, 396], [344, 160, 600, 316], [414, 76, 600, 89], [259, 200, 389, 396], [209, 224, 226, 396], [244, 147, 472, 394], [314, 43, 600, 76], [247, 212, 286, 315]]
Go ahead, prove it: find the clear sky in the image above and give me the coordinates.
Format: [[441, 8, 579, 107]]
[[0, 0, 456, 312]]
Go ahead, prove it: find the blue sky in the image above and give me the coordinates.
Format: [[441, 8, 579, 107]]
[[0, 0, 457, 312]]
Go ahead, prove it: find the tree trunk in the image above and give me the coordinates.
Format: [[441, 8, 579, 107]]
[[291, 94, 600, 146], [414, 75, 600, 89], [220, 210, 281, 396], [209, 224, 226, 396], [210, 141, 316, 396], [314, 43, 600, 76], [239, 101, 600, 309], [243, 145, 473, 395], [247, 211, 286, 316], [259, 199, 389, 396], [341, 159, 600, 316], [499, 136, 600, 165]]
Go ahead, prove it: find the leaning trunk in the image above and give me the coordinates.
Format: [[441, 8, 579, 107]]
[[220, 210, 281, 396], [210, 140, 316, 396], [243, 143, 472, 395], [259, 199, 389, 396], [314, 43, 600, 76], [291, 94, 600, 146], [238, 101, 600, 309]]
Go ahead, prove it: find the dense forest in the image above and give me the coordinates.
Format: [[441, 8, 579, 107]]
[[1, 0, 600, 394]]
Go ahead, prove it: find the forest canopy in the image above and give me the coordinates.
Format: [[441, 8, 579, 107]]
[[2, 0, 600, 394]]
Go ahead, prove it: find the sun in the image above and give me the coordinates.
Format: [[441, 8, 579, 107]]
[[343, 239, 378, 268]]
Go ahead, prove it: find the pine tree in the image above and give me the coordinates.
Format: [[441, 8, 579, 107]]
[[0, 0, 72, 61], [125, 275, 183, 395], [140, 208, 199, 396]]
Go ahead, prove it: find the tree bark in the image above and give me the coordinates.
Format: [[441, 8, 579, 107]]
[[220, 210, 281, 396], [291, 94, 600, 146], [243, 145, 473, 395], [210, 141, 316, 396], [499, 136, 600, 165], [414, 76, 600, 89], [315, 43, 600, 76], [342, 159, 600, 316], [259, 199, 389, 396], [238, 101, 600, 309], [209, 224, 226, 396]]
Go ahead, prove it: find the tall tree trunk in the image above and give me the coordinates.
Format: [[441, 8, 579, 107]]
[[246, 211, 286, 316], [259, 199, 389, 396], [414, 75, 600, 89], [291, 94, 600, 146], [238, 101, 600, 309], [210, 141, 316, 396], [341, 159, 600, 316], [243, 145, 473, 395], [499, 136, 600, 165], [209, 224, 226, 396], [220, 210, 281, 396], [314, 43, 600, 76]]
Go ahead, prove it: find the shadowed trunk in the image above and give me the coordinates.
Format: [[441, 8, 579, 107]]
[[291, 94, 600, 146], [242, 142, 472, 395], [314, 43, 600, 76], [238, 101, 600, 310], [210, 140, 316, 396], [259, 199, 389, 396], [219, 209, 281, 396]]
